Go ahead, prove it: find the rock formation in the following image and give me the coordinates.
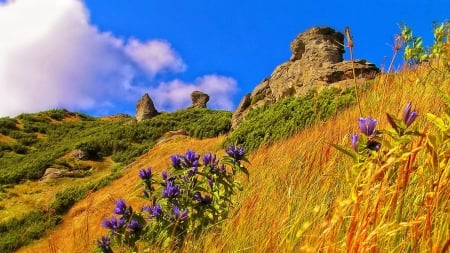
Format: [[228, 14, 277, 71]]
[[136, 93, 158, 121], [189, 91, 210, 108], [232, 26, 379, 128]]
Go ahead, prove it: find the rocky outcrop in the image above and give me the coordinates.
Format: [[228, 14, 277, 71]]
[[232, 26, 379, 128], [189, 91, 209, 108], [136, 93, 158, 121], [70, 149, 89, 160]]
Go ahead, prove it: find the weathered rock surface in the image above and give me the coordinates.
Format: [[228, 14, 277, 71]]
[[232, 26, 379, 128], [70, 149, 89, 160], [189, 91, 210, 108], [136, 93, 158, 121], [41, 168, 63, 180]]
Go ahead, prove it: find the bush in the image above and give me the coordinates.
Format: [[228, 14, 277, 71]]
[[227, 86, 359, 152], [0, 211, 61, 253]]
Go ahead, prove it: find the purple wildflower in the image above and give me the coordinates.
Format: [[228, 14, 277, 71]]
[[350, 133, 359, 152], [203, 153, 217, 166], [141, 205, 152, 213], [102, 216, 124, 230], [152, 204, 163, 217], [402, 101, 418, 127], [188, 166, 198, 176], [114, 199, 127, 215], [139, 167, 152, 180], [226, 144, 245, 161], [183, 150, 200, 167], [171, 154, 182, 168], [358, 117, 378, 136], [207, 177, 214, 188], [193, 192, 202, 202], [172, 205, 188, 220], [97, 236, 112, 253], [162, 170, 168, 181], [162, 180, 180, 198], [127, 219, 142, 232]]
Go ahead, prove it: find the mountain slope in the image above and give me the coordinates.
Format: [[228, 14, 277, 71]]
[[18, 59, 450, 252]]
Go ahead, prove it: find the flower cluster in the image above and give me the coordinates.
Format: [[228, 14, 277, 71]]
[[98, 144, 249, 252], [349, 101, 418, 154]]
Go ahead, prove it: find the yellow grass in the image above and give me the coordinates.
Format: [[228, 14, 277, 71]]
[[0, 158, 114, 223], [17, 137, 225, 253], [18, 60, 450, 252]]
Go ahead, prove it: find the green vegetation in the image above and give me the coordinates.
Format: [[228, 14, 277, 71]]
[[227, 85, 366, 152], [0, 107, 232, 252], [0, 108, 232, 184], [0, 210, 61, 253]]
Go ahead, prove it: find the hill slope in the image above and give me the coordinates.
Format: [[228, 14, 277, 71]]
[[18, 58, 450, 252]]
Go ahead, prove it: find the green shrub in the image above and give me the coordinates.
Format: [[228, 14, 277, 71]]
[[0, 211, 61, 253], [0, 118, 17, 135], [227, 86, 360, 152]]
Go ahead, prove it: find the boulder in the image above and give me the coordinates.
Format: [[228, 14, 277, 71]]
[[189, 91, 210, 108], [231, 26, 379, 128], [136, 93, 158, 121]]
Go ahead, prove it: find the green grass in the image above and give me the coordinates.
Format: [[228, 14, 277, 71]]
[[226, 85, 367, 152]]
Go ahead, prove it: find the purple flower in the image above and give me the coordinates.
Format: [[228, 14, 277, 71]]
[[402, 101, 418, 127], [127, 219, 142, 232], [358, 117, 378, 136], [152, 204, 163, 217], [226, 144, 245, 161], [162, 180, 180, 198], [217, 164, 227, 174], [350, 133, 359, 151], [182, 150, 200, 167], [188, 166, 198, 176], [193, 192, 202, 202], [207, 177, 214, 188], [102, 216, 124, 230], [162, 170, 168, 181], [172, 205, 188, 220], [139, 167, 152, 180], [114, 199, 127, 215], [203, 153, 218, 166], [97, 236, 112, 252], [141, 205, 152, 213], [170, 154, 182, 168]]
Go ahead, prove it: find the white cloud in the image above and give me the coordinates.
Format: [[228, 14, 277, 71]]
[[0, 0, 197, 117], [125, 39, 186, 76], [151, 75, 237, 111]]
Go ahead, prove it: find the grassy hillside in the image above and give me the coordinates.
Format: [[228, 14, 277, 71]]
[[18, 52, 450, 253], [0, 108, 232, 252], [10, 24, 450, 252]]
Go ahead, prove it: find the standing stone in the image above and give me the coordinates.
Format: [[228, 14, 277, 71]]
[[136, 93, 158, 121], [189, 91, 210, 108], [231, 26, 380, 128]]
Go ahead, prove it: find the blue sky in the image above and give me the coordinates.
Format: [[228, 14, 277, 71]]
[[0, 0, 448, 117]]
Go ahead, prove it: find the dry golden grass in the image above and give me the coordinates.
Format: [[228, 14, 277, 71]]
[[17, 136, 225, 253], [17, 59, 450, 252]]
